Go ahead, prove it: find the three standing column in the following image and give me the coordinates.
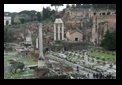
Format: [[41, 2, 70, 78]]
[[54, 18, 64, 41]]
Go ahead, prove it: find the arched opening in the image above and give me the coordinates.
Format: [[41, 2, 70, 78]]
[[102, 12, 105, 15], [94, 13, 96, 15], [46, 48, 49, 52], [107, 12, 110, 15], [6, 20, 9, 25]]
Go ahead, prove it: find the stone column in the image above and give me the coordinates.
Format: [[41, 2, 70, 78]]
[[36, 38, 38, 48], [38, 23, 45, 68], [62, 23, 64, 40], [54, 23, 56, 40], [84, 52, 88, 65], [58, 23, 60, 40], [39, 23, 43, 57]]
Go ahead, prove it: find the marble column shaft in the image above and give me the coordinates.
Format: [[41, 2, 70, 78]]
[[39, 23, 43, 57], [54, 24, 56, 40], [62, 24, 64, 40], [58, 23, 60, 40], [36, 38, 38, 48]]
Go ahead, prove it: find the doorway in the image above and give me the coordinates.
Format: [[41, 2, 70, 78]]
[[75, 37, 78, 41], [6, 20, 9, 25]]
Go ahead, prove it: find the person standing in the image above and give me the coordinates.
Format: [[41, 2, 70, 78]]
[[93, 73, 95, 78]]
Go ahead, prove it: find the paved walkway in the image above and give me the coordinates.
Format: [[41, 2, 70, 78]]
[[46, 54, 99, 79]]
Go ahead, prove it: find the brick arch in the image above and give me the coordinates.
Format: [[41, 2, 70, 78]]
[[6, 20, 9, 25], [4, 18, 11, 25], [107, 12, 110, 15], [94, 12, 96, 15], [102, 12, 106, 15]]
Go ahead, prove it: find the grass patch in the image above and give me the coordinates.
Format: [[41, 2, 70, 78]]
[[4, 70, 34, 79], [4, 54, 37, 66], [90, 52, 116, 62], [18, 57, 37, 66], [4, 55, 16, 65]]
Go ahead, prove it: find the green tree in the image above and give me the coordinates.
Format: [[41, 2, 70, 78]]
[[37, 12, 41, 22], [4, 26, 14, 43], [4, 27, 8, 42], [19, 18, 25, 24], [42, 7, 56, 21], [66, 4, 70, 8], [100, 30, 116, 50], [51, 4, 64, 11], [14, 16, 21, 24]]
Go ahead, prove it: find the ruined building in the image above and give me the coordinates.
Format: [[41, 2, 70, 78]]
[[62, 8, 116, 45]]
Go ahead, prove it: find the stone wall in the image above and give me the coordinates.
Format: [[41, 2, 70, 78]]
[[62, 41, 89, 51], [91, 14, 116, 45]]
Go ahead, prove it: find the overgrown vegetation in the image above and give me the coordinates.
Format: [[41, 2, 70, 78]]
[[100, 30, 116, 50], [4, 26, 15, 43], [4, 54, 37, 66], [90, 52, 116, 63]]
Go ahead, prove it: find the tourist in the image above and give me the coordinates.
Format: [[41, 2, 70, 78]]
[[87, 74, 89, 78], [99, 73, 102, 79], [93, 73, 95, 78]]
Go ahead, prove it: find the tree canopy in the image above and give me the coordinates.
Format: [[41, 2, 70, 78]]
[[100, 30, 116, 50], [14, 16, 21, 24], [4, 26, 15, 42], [36, 12, 41, 22], [66, 4, 70, 8]]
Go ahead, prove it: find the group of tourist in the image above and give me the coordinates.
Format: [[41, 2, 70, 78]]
[[93, 72, 115, 79]]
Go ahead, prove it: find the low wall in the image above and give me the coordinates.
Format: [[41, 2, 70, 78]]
[[62, 41, 89, 51]]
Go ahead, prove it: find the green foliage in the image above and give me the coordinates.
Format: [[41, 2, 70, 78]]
[[36, 12, 41, 22], [18, 10, 39, 22], [19, 18, 25, 24], [4, 54, 37, 66], [100, 30, 116, 50], [90, 52, 116, 62], [4, 27, 14, 43], [4, 69, 34, 79], [14, 16, 21, 24], [66, 4, 70, 8], [24, 44, 31, 48], [42, 7, 55, 21]]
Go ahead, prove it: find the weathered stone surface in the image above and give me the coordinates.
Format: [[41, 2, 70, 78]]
[[34, 68, 50, 78]]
